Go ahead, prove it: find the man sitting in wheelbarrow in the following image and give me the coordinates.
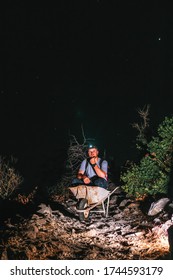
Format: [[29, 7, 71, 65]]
[[72, 145, 108, 189]]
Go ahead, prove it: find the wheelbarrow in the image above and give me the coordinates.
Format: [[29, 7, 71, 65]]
[[67, 185, 119, 221]]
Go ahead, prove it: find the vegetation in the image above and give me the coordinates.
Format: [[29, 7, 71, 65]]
[[120, 108, 173, 199], [46, 127, 90, 197], [0, 157, 23, 200]]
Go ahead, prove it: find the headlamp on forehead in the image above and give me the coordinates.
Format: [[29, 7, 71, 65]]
[[88, 144, 98, 150]]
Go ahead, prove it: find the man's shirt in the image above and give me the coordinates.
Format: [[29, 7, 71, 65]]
[[79, 158, 108, 180]]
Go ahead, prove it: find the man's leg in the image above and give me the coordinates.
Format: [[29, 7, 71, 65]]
[[92, 177, 108, 189], [71, 178, 84, 186]]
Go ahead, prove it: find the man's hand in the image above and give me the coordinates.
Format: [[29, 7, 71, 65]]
[[83, 175, 91, 184], [89, 156, 97, 165]]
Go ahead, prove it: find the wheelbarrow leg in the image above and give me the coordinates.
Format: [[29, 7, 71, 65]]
[[101, 201, 106, 216], [101, 195, 110, 218], [106, 195, 110, 217]]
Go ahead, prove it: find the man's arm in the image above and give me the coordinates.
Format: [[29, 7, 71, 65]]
[[77, 170, 87, 180], [92, 165, 107, 178], [90, 159, 108, 179], [77, 164, 91, 184]]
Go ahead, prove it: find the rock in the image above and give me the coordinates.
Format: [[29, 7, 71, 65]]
[[0, 249, 8, 260], [148, 198, 170, 216], [0, 195, 171, 260], [169, 203, 173, 209], [119, 199, 131, 208], [153, 218, 161, 224], [109, 195, 118, 205], [25, 225, 38, 239], [37, 204, 52, 216]]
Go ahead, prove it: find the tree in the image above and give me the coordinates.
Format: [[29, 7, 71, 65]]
[[131, 104, 151, 152], [120, 112, 173, 199], [46, 126, 94, 196]]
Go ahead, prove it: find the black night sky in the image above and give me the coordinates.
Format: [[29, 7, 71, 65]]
[[1, 1, 173, 189]]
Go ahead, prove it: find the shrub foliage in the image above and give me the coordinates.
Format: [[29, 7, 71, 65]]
[[0, 157, 23, 199], [120, 116, 173, 198]]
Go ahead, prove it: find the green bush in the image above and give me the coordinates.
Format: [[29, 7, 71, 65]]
[[120, 116, 173, 198]]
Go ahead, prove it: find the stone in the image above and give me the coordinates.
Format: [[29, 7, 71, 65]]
[[148, 198, 170, 216]]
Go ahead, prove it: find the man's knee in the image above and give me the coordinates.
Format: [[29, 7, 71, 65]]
[[71, 178, 83, 186], [94, 178, 108, 189]]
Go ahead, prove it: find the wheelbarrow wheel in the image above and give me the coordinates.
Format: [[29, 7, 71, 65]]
[[78, 198, 90, 221]]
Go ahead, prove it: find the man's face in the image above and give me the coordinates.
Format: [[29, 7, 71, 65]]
[[88, 148, 99, 158]]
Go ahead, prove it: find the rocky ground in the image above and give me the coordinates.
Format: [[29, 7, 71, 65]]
[[0, 188, 173, 260]]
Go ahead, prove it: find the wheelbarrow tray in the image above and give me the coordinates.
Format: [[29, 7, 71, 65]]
[[69, 185, 110, 205], [68, 185, 119, 220]]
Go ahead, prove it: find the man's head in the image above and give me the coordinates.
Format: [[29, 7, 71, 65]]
[[87, 145, 99, 158]]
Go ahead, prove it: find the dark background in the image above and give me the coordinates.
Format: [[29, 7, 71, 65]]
[[1, 1, 173, 190]]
